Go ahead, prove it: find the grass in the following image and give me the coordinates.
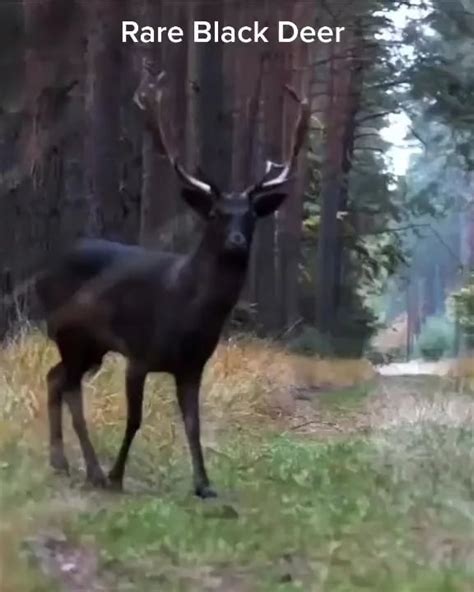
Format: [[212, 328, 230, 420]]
[[0, 329, 473, 591], [69, 435, 472, 591], [448, 358, 474, 393]]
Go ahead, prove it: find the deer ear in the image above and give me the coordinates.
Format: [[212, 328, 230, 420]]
[[181, 188, 215, 219], [252, 192, 288, 218]]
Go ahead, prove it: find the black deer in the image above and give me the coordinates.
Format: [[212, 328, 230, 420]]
[[36, 69, 309, 498]]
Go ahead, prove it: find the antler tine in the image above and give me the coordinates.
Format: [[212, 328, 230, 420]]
[[134, 66, 213, 196], [265, 160, 286, 175], [196, 166, 221, 196], [133, 67, 175, 160], [284, 83, 301, 103], [247, 84, 310, 197], [254, 160, 286, 187], [285, 84, 311, 166]]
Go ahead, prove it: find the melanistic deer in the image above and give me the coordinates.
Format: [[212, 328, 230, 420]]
[[36, 69, 309, 498]]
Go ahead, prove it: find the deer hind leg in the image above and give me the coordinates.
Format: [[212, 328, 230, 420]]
[[108, 363, 146, 490], [176, 373, 217, 499], [53, 331, 107, 487], [47, 362, 69, 474]]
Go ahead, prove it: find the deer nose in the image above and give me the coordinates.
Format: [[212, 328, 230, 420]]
[[226, 231, 247, 252]]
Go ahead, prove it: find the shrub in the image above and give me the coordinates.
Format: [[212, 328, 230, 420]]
[[452, 274, 474, 349], [286, 325, 334, 357], [365, 345, 406, 365], [416, 316, 456, 361]]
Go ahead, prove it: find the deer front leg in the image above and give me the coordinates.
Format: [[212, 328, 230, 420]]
[[108, 363, 146, 490], [64, 380, 106, 488], [176, 374, 216, 499]]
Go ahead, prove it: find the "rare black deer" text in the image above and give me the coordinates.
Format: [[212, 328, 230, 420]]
[[122, 20, 346, 44]]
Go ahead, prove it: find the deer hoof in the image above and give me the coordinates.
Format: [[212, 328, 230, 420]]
[[50, 450, 69, 475], [86, 467, 108, 489], [107, 472, 124, 492], [107, 481, 124, 493], [195, 484, 218, 499]]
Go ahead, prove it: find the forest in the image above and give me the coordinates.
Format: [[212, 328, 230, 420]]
[[0, 0, 473, 358], [0, 1, 473, 591]]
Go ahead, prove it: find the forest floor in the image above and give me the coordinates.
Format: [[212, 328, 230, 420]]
[[0, 332, 473, 591]]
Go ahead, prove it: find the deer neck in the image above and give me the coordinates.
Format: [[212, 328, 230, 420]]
[[185, 232, 249, 313]]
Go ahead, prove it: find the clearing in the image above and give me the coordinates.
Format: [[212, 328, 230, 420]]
[[0, 333, 473, 591]]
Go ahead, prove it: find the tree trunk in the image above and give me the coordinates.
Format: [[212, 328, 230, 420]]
[[140, 2, 198, 251], [315, 24, 362, 336], [138, 0, 168, 247], [22, 0, 83, 265], [278, 1, 313, 331], [254, 1, 288, 335], [315, 37, 347, 334], [230, 0, 265, 310], [196, 1, 232, 190], [84, 0, 122, 238], [116, 0, 142, 244], [333, 28, 365, 324]]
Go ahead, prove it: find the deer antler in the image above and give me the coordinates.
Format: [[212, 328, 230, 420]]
[[247, 84, 310, 197], [134, 62, 215, 197]]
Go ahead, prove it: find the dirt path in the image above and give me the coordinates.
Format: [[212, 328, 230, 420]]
[[377, 359, 455, 377], [289, 369, 473, 438], [25, 532, 110, 592]]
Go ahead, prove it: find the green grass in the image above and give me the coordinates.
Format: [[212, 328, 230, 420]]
[[317, 382, 374, 411], [1, 421, 473, 592], [0, 332, 473, 590]]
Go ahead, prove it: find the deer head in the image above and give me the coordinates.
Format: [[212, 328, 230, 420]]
[[134, 65, 310, 258]]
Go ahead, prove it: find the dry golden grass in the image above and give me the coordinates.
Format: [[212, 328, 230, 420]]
[[370, 380, 474, 430], [0, 329, 376, 591], [447, 357, 474, 392], [210, 338, 375, 390], [2, 332, 473, 592], [370, 379, 474, 518], [0, 329, 376, 442]]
